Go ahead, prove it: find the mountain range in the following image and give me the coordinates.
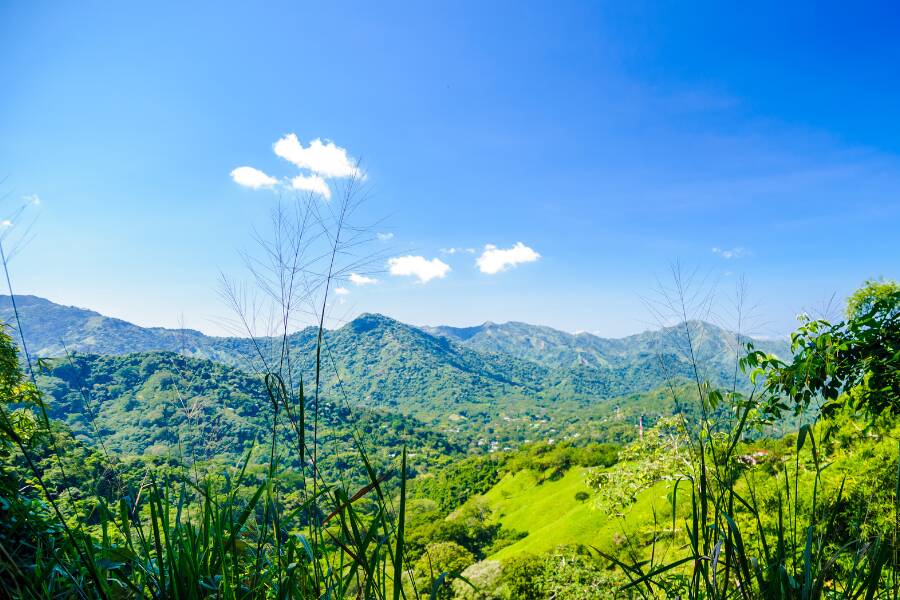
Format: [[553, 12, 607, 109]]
[[423, 318, 786, 373], [1, 295, 787, 371], [1, 295, 789, 454]]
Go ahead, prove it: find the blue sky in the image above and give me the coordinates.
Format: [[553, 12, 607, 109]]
[[1, 1, 899, 337]]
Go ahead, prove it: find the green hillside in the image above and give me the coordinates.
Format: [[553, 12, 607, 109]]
[[11, 295, 720, 459], [0, 294, 254, 360], [424, 318, 789, 375], [2, 281, 898, 599], [462, 467, 674, 560], [5, 295, 786, 448], [37, 350, 463, 477]]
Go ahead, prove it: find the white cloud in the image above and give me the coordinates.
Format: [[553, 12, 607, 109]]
[[712, 246, 750, 259], [0, 220, 12, 228], [476, 242, 540, 274], [376, 232, 394, 241], [274, 134, 362, 179], [441, 247, 477, 255], [349, 273, 378, 286], [231, 166, 278, 189], [334, 286, 350, 296], [290, 174, 331, 199], [232, 134, 362, 198], [22, 194, 40, 206], [388, 255, 451, 283]]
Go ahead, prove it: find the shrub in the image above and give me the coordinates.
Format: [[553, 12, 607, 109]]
[[414, 541, 476, 598]]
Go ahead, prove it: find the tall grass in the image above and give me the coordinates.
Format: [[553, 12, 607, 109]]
[[602, 269, 899, 599], [0, 184, 423, 598]]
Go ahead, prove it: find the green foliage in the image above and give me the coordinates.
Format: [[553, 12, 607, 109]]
[[413, 454, 504, 513], [846, 278, 900, 320], [406, 504, 500, 561], [604, 281, 900, 599], [746, 278, 900, 418], [495, 553, 542, 598], [414, 541, 475, 598], [37, 350, 463, 479], [5, 294, 789, 452], [5, 274, 898, 600], [503, 440, 618, 482], [0, 321, 419, 598], [0, 327, 42, 452], [448, 464, 654, 561], [0, 326, 71, 596], [502, 546, 618, 600], [455, 546, 621, 599], [587, 417, 689, 514]]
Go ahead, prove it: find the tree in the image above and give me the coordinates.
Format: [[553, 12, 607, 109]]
[[846, 278, 900, 320], [414, 541, 475, 598], [746, 279, 900, 418], [499, 553, 543, 599]]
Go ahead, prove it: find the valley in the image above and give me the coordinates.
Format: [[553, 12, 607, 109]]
[[3, 294, 787, 456], [1, 290, 896, 599]]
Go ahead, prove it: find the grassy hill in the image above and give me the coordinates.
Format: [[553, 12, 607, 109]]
[[461, 467, 674, 561]]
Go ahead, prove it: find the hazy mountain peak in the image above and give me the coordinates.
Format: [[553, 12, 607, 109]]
[[0, 294, 99, 315], [0, 294, 788, 381], [345, 312, 406, 333]]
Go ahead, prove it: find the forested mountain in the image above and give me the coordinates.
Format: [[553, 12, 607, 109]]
[[4, 295, 788, 446], [2, 294, 786, 380], [37, 350, 462, 475], [0, 294, 257, 361], [423, 318, 789, 374]]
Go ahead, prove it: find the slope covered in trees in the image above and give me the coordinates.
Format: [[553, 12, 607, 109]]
[[0, 281, 897, 598], [4, 295, 787, 445], [37, 350, 463, 475]]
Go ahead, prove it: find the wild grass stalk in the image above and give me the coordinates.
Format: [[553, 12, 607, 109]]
[[605, 269, 899, 599], [0, 182, 420, 598]]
